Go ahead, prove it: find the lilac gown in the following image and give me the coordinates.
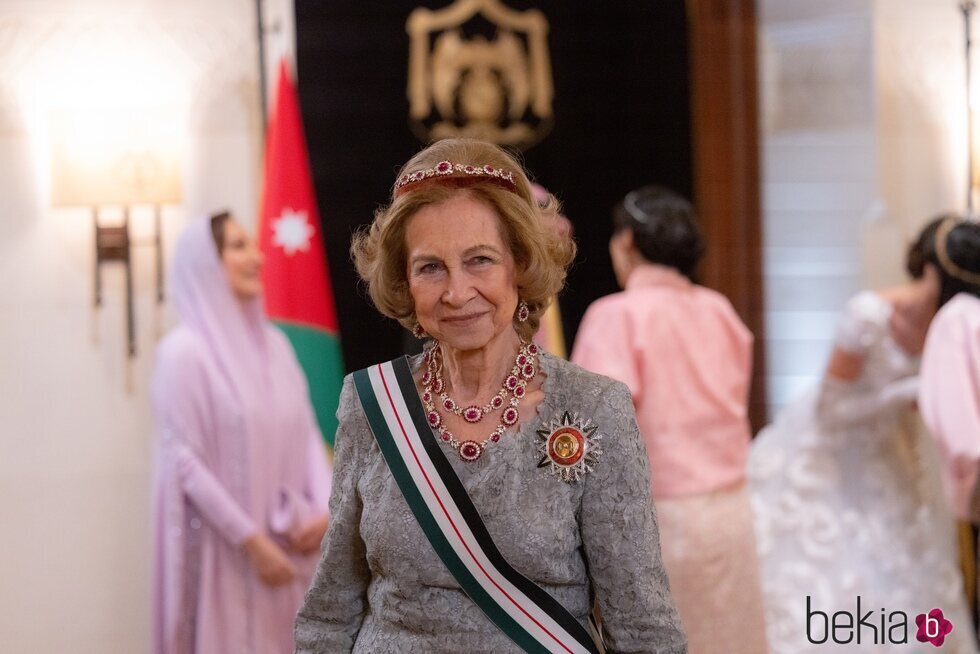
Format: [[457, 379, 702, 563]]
[[151, 218, 331, 654]]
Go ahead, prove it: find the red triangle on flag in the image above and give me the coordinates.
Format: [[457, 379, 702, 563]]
[[259, 59, 339, 335]]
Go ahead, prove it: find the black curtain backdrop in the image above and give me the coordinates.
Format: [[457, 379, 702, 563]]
[[294, 1, 692, 373]]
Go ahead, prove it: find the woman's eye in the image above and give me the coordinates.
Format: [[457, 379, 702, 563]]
[[419, 263, 441, 274], [470, 256, 493, 265]]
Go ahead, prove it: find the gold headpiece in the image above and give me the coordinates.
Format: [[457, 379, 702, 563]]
[[936, 218, 980, 285]]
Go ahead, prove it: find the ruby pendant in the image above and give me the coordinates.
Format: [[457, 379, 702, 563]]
[[458, 440, 482, 461]]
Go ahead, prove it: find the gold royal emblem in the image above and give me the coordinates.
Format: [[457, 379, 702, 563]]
[[406, 0, 554, 149], [537, 411, 603, 483]]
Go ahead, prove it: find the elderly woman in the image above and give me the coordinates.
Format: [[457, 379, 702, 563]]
[[295, 139, 687, 653]]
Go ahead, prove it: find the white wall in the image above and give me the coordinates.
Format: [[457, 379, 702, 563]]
[[872, 0, 966, 278], [758, 0, 876, 410], [759, 0, 969, 412], [0, 1, 262, 651]]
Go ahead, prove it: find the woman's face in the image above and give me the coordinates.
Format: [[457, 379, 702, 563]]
[[405, 193, 519, 352], [221, 219, 264, 301]]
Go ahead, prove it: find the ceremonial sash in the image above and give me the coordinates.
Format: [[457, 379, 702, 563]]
[[352, 357, 603, 654]]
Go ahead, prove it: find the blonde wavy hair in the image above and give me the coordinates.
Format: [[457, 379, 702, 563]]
[[351, 138, 576, 341]]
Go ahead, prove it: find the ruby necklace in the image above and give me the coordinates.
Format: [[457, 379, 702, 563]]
[[420, 341, 539, 461]]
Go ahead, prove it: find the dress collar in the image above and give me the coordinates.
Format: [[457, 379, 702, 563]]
[[625, 263, 692, 291]]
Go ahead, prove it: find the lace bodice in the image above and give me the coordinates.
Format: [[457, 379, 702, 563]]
[[295, 352, 687, 653]]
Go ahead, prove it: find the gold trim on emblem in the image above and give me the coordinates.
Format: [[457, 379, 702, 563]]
[[553, 432, 579, 459], [406, 0, 554, 149]]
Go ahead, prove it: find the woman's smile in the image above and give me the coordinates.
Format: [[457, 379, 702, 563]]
[[440, 311, 490, 327]]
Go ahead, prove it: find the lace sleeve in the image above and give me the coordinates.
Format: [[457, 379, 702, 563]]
[[295, 376, 371, 653], [816, 292, 917, 428], [580, 380, 688, 653], [153, 335, 258, 546], [833, 291, 889, 354]]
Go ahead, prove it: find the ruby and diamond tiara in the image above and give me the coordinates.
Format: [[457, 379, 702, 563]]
[[394, 160, 517, 195]]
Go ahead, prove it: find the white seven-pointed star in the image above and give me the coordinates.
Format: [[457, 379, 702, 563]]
[[271, 208, 315, 256]]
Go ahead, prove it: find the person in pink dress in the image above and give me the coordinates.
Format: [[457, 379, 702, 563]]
[[919, 218, 980, 523], [151, 213, 332, 654], [571, 185, 767, 654]]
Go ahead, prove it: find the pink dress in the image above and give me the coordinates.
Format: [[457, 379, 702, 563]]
[[151, 218, 332, 654], [572, 263, 767, 654], [920, 293, 980, 520]]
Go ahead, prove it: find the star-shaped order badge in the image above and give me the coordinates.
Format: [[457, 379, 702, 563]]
[[537, 411, 603, 482], [271, 207, 315, 256]]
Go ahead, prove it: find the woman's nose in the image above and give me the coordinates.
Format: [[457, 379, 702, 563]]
[[442, 269, 475, 306]]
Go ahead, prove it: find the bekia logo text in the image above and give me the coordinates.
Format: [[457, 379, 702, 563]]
[[807, 596, 953, 647]]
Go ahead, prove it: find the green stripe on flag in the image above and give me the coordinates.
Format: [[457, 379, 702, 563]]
[[275, 321, 344, 448]]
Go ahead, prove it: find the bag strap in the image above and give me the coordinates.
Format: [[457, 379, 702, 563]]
[[353, 357, 601, 654]]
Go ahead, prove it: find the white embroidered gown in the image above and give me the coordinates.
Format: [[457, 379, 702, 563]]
[[749, 292, 976, 653]]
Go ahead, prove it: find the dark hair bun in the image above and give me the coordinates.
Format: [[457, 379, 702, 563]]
[[613, 185, 705, 281]]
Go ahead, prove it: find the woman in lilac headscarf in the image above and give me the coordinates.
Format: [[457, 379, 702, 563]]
[[151, 213, 331, 654]]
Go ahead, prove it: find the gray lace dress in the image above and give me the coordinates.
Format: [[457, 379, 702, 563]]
[[295, 352, 687, 653]]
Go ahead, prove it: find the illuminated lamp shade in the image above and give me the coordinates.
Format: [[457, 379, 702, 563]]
[[50, 106, 183, 360], [50, 106, 182, 206]]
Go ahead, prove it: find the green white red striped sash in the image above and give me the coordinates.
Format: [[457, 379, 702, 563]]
[[352, 357, 602, 654]]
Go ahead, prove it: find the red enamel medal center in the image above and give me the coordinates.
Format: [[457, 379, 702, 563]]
[[537, 411, 603, 482], [547, 427, 585, 466]]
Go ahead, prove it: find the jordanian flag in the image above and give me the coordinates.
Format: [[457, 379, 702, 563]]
[[259, 59, 344, 448]]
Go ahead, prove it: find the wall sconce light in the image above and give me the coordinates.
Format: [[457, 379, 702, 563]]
[[50, 107, 183, 358]]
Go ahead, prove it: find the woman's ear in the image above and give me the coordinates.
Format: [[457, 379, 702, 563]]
[[609, 227, 633, 254], [922, 262, 942, 302], [609, 228, 635, 289]]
